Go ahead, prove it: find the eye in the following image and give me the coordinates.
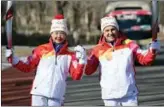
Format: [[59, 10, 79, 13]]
[[105, 29, 110, 32], [111, 28, 116, 32]]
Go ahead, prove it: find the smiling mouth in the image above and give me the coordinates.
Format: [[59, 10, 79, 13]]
[[55, 38, 63, 42], [108, 35, 115, 38]]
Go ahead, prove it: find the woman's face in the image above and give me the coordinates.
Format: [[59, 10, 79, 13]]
[[103, 26, 119, 43], [51, 31, 66, 43]]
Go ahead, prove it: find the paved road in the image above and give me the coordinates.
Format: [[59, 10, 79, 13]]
[[64, 42, 164, 106]]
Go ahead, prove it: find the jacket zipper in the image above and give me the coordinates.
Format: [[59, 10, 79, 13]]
[[109, 43, 115, 52], [55, 54, 57, 65]]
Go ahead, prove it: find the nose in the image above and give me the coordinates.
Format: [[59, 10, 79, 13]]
[[56, 33, 61, 37], [108, 30, 113, 35]]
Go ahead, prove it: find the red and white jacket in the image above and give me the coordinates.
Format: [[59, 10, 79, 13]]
[[13, 39, 85, 100], [85, 34, 156, 99]]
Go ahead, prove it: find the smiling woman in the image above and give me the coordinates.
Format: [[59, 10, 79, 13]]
[[4, 14, 88, 106]]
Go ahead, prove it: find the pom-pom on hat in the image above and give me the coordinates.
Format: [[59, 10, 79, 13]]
[[50, 14, 68, 35], [101, 16, 119, 32]]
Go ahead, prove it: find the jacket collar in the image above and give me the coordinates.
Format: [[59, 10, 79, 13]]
[[49, 38, 68, 55]]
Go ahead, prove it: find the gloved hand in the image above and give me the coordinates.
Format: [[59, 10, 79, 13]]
[[74, 45, 87, 64], [5, 48, 19, 65], [149, 40, 160, 53]]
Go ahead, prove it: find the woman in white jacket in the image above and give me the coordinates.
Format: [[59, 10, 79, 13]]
[[75, 16, 160, 106], [5, 14, 87, 106]]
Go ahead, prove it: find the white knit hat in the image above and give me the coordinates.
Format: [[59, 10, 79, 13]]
[[50, 14, 68, 35], [101, 16, 119, 32]]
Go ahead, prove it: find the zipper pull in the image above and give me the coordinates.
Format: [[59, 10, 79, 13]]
[[111, 45, 114, 52], [109, 43, 115, 52]]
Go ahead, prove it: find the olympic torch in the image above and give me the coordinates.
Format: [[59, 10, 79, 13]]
[[152, 0, 159, 41], [6, 1, 13, 63]]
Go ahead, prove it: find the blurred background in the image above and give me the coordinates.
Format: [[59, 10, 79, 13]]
[[1, 0, 164, 106], [1, 1, 107, 46], [1, 1, 164, 46]]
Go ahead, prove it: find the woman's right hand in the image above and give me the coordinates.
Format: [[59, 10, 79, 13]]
[[5, 48, 19, 65]]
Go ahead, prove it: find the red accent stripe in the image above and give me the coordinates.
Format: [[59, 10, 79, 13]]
[[6, 7, 13, 20], [107, 10, 151, 17], [7, 37, 12, 49]]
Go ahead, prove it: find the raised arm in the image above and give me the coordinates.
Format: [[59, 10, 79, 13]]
[[5, 48, 41, 72], [69, 45, 87, 80], [69, 54, 86, 80], [85, 52, 99, 75], [129, 40, 160, 66]]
